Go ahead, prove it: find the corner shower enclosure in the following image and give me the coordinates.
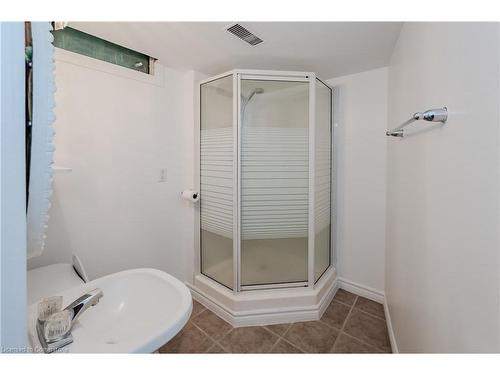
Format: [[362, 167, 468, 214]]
[[196, 69, 333, 299]]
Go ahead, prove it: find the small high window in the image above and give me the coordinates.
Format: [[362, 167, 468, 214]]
[[51, 25, 155, 74]]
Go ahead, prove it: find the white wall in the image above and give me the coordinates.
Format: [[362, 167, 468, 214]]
[[386, 23, 500, 352], [28, 49, 198, 284], [0, 22, 27, 351], [327, 68, 388, 295]]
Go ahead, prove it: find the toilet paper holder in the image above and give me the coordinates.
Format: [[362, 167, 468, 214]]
[[181, 190, 200, 202]]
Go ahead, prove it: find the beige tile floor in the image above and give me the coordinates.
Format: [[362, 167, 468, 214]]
[[159, 289, 392, 354]]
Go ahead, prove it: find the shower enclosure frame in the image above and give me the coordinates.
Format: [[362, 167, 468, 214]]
[[194, 69, 335, 296]]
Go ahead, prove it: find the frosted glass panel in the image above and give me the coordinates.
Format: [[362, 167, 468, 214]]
[[52, 27, 151, 74], [240, 79, 309, 286], [200, 75, 233, 289], [314, 79, 332, 282]]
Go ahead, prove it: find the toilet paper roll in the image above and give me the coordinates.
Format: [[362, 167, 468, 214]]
[[181, 190, 200, 202]]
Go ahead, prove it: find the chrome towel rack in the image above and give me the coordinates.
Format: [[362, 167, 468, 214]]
[[386, 107, 448, 138]]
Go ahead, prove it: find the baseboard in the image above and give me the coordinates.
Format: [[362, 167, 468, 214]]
[[188, 286, 237, 325], [336, 277, 398, 353], [383, 298, 399, 353], [319, 280, 339, 318], [336, 277, 384, 304]]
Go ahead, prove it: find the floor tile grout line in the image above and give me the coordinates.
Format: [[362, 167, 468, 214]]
[[271, 336, 305, 353], [340, 296, 358, 332], [338, 331, 385, 353], [191, 310, 206, 320], [215, 339, 230, 353], [267, 339, 280, 353], [265, 328, 285, 353], [281, 321, 339, 354], [188, 319, 224, 352], [190, 304, 207, 319], [334, 297, 386, 321], [160, 319, 215, 354], [332, 298, 356, 309], [348, 298, 391, 352], [205, 342, 220, 353], [330, 295, 358, 352], [336, 296, 390, 353], [281, 323, 293, 337], [352, 306, 386, 321], [342, 331, 383, 352], [213, 327, 235, 353], [216, 326, 282, 354], [341, 295, 386, 321], [338, 294, 391, 352], [189, 303, 235, 351], [278, 335, 315, 354], [219, 327, 234, 341], [321, 319, 380, 353], [265, 324, 305, 353], [262, 323, 293, 339]]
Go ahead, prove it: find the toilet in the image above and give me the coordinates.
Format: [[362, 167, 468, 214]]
[[27, 255, 89, 305]]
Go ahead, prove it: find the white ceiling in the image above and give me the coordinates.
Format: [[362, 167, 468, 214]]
[[70, 22, 403, 79]]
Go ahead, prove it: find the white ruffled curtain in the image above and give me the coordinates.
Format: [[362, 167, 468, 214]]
[[26, 22, 55, 259]]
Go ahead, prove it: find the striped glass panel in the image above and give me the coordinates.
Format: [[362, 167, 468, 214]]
[[240, 79, 309, 286], [314, 79, 332, 282], [200, 75, 233, 289]]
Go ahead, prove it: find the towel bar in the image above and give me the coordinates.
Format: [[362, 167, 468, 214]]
[[386, 107, 448, 138]]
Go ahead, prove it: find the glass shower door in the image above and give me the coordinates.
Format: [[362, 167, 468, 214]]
[[200, 75, 234, 289], [314, 79, 332, 282], [240, 78, 309, 287]]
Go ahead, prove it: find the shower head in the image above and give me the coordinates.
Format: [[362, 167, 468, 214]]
[[247, 88, 264, 102], [241, 88, 265, 117]]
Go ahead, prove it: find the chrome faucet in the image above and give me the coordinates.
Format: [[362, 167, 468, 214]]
[[37, 288, 103, 353], [65, 288, 104, 325]]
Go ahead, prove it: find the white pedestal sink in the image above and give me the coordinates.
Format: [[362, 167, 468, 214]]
[[28, 268, 192, 353]]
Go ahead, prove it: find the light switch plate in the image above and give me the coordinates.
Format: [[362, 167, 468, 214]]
[[159, 168, 167, 183]]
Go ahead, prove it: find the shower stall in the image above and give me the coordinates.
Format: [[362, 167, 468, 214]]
[[193, 70, 335, 325]]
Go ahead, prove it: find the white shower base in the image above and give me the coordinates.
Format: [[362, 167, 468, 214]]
[[188, 266, 337, 327], [192, 231, 337, 327]]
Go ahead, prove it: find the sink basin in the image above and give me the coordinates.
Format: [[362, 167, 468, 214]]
[[28, 268, 192, 353]]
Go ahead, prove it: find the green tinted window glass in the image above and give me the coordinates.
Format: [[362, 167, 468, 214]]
[[51, 27, 151, 74]]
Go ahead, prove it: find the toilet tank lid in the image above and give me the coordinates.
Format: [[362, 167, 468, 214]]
[[27, 263, 85, 305]]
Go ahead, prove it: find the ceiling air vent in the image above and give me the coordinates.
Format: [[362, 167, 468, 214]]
[[226, 24, 263, 46]]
